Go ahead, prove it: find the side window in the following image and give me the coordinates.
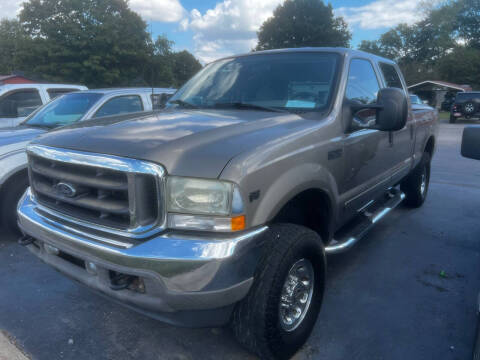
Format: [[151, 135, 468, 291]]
[[0, 89, 42, 117], [93, 95, 143, 118], [345, 59, 380, 105], [379, 63, 403, 89], [47, 88, 78, 100]]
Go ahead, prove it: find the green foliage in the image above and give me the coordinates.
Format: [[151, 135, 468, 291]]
[[0, 0, 201, 88], [437, 47, 480, 89], [358, 0, 480, 88], [456, 0, 480, 49], [256, 0, 351, 51], [19, 0, 151, 87], [0, 19, 25, 74]]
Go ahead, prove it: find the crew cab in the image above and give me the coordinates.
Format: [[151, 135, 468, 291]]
[[0, 87, 175, 235], [17, 48, 438, 359], [0, 83, 87, 128], [450, 92, 480, 123]]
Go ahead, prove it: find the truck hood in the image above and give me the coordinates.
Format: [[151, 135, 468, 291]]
[[0, 126, 47, 157], [33, 109, 313, 178]]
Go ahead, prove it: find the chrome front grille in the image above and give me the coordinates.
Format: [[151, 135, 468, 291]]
[[27, 145, 166, 238]]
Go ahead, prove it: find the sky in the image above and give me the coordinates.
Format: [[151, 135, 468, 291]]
[[1, 0, 429, 63]]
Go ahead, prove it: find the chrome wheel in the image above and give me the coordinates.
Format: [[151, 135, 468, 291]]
[[279, 258, 314, 332]]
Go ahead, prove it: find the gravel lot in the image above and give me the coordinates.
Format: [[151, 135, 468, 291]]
[[1, 120, 480, 360]]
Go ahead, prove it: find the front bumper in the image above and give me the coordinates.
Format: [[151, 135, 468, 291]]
[[18, 189, 267, 327]]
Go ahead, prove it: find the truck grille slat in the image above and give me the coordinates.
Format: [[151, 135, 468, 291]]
[[33, 180, 130, 215], [31, 157, 128, 191], [27, 148, 165, 236]]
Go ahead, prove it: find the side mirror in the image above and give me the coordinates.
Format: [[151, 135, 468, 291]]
[[350, 87, 408, 132], [461, 126, 480, 160]]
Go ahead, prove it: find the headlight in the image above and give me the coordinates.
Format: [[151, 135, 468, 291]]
[[167, 177, 245, 232]]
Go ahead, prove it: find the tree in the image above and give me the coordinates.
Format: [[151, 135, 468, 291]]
[[437, 46, 480, 89], [256, 0, 351, 51], [19, 0, 152, 87], [171, 51, 202, 87], [456, 0, 480, 49], [0, 19, 25, 74]]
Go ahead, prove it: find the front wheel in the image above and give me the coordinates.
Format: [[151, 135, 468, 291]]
[[401, 153, 431, 208], [0, 174, 29, 236], [232, 224, 326, 360]]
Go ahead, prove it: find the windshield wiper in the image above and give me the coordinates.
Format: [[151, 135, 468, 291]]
[[24, 123, 52, 129], [168, 99, 198, 109], [212, 102, 288, 113]]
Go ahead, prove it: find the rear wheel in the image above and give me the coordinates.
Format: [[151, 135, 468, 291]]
[[401, 153, 431, 208], [0, 173, 29, 236], [232, 224, 326, 360]]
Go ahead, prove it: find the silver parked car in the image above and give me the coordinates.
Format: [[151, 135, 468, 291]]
[[0, 87, 175, 234]]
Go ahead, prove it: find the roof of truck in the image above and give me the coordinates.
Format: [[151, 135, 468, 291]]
[[215, 47, 397, 65]]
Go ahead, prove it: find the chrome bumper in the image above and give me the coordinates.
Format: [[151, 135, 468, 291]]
[[18, 189, 268, 326]]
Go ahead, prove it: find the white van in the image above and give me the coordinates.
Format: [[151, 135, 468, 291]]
[[0, 83, 87, 128]]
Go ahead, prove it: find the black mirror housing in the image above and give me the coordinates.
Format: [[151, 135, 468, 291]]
[[349, 87, 408, 132], [375, 88, 408, 131], [461, 126, 480, 160]]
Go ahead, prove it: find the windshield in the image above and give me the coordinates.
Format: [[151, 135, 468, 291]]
[[168, 52, 339, 112], [25, 92, 103, 128]]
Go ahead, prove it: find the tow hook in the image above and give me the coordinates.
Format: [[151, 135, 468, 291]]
[[18, 235, 34, 246], [109, 273, 136, 291]]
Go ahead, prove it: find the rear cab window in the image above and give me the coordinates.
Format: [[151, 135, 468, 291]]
[[0, 89, 43, 118], [93, 95, 144, 118], [47, 88, 79, 100]]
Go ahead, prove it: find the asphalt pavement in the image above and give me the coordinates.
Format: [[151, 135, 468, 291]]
[[1, 120, 479, 360]]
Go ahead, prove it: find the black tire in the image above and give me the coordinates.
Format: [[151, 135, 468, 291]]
[[449, 115, 456, 124], [232, 224, 326, 360], [0, 173, 29, 236], [401, 153, 431, 208]]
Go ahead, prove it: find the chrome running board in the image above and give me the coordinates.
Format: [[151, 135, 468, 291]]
[[325, 188, 405, 254]]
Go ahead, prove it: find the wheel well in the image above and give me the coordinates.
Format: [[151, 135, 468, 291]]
[[0, 168, 28, 203], [272, 189, 332, 244], [425, 137, 435, 157]]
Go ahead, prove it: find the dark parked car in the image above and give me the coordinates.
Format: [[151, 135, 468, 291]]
[[450, 92, 480, 123]]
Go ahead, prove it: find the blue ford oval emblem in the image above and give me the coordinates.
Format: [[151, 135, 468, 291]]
[[54, 182, 77, 198]]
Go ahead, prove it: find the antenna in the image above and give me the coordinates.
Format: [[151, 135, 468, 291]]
[[150, 22, 154, 97]]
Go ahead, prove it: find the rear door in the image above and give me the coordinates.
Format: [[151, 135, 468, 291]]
[[340, 58, 394, 218], [378, 62, 415, 183]]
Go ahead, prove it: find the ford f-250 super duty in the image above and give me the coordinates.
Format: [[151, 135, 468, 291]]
[[17, 48, 438, 359]]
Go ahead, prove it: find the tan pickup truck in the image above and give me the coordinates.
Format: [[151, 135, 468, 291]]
[[18, 48, 438, 359]]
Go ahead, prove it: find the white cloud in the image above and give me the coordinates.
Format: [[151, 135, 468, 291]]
[[129, 0, 186, 22], [336, 0, 426, 30], [0, 0, 23, 19], [182, 0, 283, 63]]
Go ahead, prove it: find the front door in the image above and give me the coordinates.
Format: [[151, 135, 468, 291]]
[[339, 58, 395, 221]]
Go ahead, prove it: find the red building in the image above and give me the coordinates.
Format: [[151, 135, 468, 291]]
[[0, 74, 36, 85]]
